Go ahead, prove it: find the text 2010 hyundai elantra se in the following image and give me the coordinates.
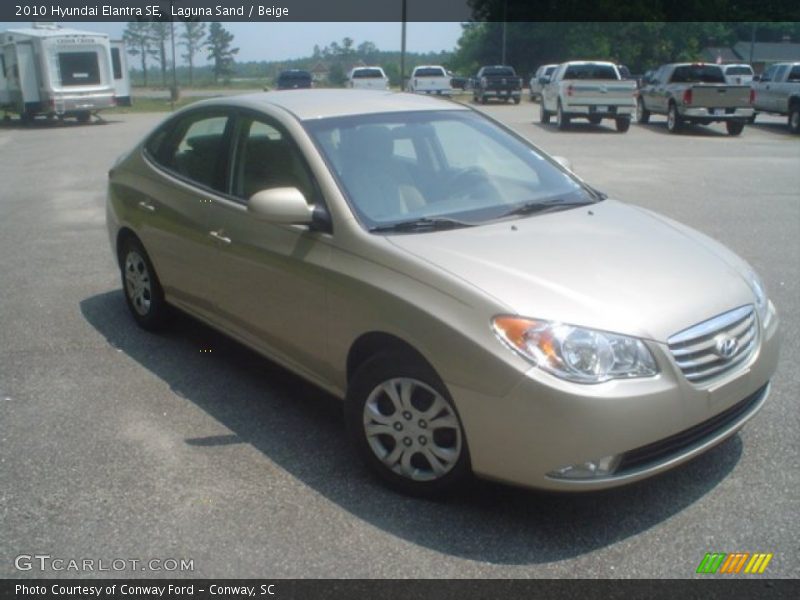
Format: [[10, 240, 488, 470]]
[[107, 90, 780, 495]]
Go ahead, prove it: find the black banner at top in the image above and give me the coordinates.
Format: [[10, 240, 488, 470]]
[[1, 0, 799, 22]]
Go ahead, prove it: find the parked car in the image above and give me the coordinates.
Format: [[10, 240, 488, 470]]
[[472, 65, 522, 104], [276, 69, 312, 90], [107, 89, 779, 496], [721, 63, 754, 86], [449, 72, 470, 90], [407, 65, 452, 95], [347, 67, 389, 90], [751, 62, 800, 133], [540, 61, 636, 132], [637, 63, 754, 135], [528, 63, 558, 101]]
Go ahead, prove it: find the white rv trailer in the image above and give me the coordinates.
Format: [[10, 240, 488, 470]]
[[0, 23, 123, 122], [110, 40, 131, 107]]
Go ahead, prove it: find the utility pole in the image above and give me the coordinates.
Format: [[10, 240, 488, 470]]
[[749, 22, 756, 65], [501, 0, 507, 64], [400, 0, 407, 90]]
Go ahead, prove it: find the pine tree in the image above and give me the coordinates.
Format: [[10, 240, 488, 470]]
[[123, 22, 152, 86], [181, 22, 207, 86], [206, 22, 239, 84]]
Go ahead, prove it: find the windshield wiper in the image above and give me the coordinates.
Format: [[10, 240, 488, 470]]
[[498, 198, 595, 219], [369, 217, 476, 234]]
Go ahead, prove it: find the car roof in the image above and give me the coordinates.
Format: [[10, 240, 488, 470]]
[[194, 89, 469, 121]]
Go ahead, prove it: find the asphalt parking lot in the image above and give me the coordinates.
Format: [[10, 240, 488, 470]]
[[1, 100, 798, 579]]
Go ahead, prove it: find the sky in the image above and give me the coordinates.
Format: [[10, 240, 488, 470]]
[[0, 22, 465, 63]]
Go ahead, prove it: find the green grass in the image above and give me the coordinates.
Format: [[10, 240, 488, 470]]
[[106, 96, 203, 114]]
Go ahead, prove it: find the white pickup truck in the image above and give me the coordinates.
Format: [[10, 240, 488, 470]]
[[407, 65, 452, 95], [347, 67, 389, 90], [540, 61, 636, 132], [751, 62, 800, 133]]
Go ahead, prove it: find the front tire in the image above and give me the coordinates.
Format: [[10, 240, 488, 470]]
[[513, 96, 520, 105], [120, 236, 169, 331], [636, 97, 650, 124], [540, 102, 551, 124], [615, 116, 631, 133], [726, 120, 745, 136], [588, 115, 602, 125], [346, 353, 470, 497], [667, 103, 682, 133], [76, 111, 91, 124]]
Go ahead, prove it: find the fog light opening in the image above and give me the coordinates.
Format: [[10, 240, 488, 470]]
[[548, 454, 621, 480]]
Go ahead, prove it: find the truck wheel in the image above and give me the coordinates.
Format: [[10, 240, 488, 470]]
[[76, 111, 91, 124], [615, 117, 631, 133], [667, 103, 682, 133], [513, 96, 520, 105], [789, 106, 800, 134], [480, 94, 488, 105], [588, 115, 602, 125], [540, 102, 550, 124], [556, 102, 570, 130], [726, 120, 745, 136], [636, 97, 650, 124]]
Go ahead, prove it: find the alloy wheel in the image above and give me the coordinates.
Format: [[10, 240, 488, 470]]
[[124, 250, 153, 316]]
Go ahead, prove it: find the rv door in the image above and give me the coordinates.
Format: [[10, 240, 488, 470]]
[[110, 41, 131, 106], [16, 41, 41, 110]]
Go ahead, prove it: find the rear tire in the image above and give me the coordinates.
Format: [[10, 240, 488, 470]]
[[588, 115, 602, 125], [119, 236, 169, 331], [726, 120, 745, 136], [615, 116, 631, 133], [667, 103, 682, 133], [636, 97, 650, 124], [789, 106, 800, 134], [345, 352, 471, 497], [480, 94, 488, 105], [513, 96, 520, 105], [76, 111, 91, 124]]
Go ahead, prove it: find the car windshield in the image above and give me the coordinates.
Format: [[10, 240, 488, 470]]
[[304, 110, 594, 231], [353, 69, 384, 78]]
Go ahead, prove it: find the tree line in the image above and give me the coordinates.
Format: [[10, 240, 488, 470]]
[[123, 21, 239, 86], [448, 22, 800, 78]]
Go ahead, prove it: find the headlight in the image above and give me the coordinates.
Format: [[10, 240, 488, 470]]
[[492, 316, 658, 384], [746, 271, 771, 327]]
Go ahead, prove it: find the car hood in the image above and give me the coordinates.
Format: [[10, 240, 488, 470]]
[[387, 199, 755, 342]]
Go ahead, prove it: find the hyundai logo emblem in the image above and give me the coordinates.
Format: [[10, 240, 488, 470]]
[[714, 335, 738, 360]]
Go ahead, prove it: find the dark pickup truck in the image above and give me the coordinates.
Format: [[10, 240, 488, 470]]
[[473, 65, 523, 104]]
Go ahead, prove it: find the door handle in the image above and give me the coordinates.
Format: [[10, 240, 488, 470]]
[[137, 200, 155, 212], [209, 230, 232, 244]]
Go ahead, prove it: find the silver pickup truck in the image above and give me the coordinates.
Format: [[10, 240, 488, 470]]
[[540, 61, 637, 132], [637, 63, 754, 136], [751, 62, 800, 134]]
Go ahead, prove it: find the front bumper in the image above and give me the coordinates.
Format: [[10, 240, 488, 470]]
[[450, 310, 780, 491], [47, 91, 116, 114]]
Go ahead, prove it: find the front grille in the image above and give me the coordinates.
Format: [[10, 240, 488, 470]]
[[616, 383, 767, 474], [668, 305, 758, 384]]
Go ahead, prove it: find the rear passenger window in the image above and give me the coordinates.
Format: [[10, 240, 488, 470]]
[[160, 113, 231, 192], [788, 66, 800, 82]]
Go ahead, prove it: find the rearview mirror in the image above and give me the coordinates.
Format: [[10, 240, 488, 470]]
[[552, 156, 574, 172], [248, 187, 314, 225]]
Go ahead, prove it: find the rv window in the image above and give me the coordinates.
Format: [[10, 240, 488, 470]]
[[59, 52, 101, 86], [111, 48, 122, 80]]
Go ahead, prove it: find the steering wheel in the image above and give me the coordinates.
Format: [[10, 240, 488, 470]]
[[444, 166, 502, 202]]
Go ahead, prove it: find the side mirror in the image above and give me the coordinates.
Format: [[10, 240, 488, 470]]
[[751, 74, 760, 82], [248, 187, 314, 225], [552, 155, 574, 172], [539, 76, 550, 85]]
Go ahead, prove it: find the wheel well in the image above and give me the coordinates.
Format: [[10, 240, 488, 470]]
[[789, 96, 800, 109], [116, 227, 138, 267], [346, 332, 434, 384]]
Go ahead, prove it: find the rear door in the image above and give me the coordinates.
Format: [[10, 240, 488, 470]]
[[136, 108, 235, 315]]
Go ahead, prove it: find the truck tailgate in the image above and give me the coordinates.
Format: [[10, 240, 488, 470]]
[[565, 80, 636, 105], [414, 77, 450, 91], [689, 85, 750, 108]]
